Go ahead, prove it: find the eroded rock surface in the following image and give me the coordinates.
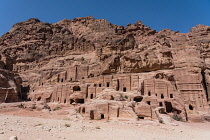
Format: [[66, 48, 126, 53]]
[[0, 16, 210, 122]]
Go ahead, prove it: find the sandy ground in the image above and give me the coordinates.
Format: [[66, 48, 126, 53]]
[[0, 106, 210, 140]]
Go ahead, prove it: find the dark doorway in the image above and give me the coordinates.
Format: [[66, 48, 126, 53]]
[[159, 102, 163, 107], [82, 108, 85, 113], [170, 94, 173, 98], [75, 99, 84, 104], [101, 114, 105, 119], [133, 96, 143, 102], [147, 101, 151, 105], [148, 91, 151, 96], [123, 87, 127, 92], [64, 99, 66, 103], [165, 101, 173, 113], [117, 108, 120, 117], [99, 83, 102, 87], [90, 94, 93, 99], [106, 82, 110, 87], [161, 94, 164, 99], [189, 104, 194, 110], [116, 79, 120, 91], [90, 110, 94, 120], [73, 86, 81, 92]]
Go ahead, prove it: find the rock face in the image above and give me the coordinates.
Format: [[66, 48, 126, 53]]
[[0, 16, 210, 121]]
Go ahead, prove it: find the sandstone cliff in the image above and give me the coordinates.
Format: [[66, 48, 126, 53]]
[[0, 16, 210, 122]]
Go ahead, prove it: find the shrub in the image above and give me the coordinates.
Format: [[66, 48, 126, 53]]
[[18, 104, 25, 109], [124, 95, 128, 99], [159, 118, 164, 124], [95, 126, 100, 129], [52, 107, 61, 111], [172, 114, 184, 122], [65, 123, 71, 127]]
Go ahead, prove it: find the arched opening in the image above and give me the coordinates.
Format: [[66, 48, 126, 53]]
[[147, 101, 151, 105], [73, 86, 81, 92], [82, 108, 85, 114], [101, 114, 105, 119], [159, 102, 163, 107], [106, 82, 110, 87], [57, 97, 59, 101], [123, 87, 127, 92], [37, 97, 41, 101], [99, 83, 102, 87], [70, 78, 72, 82], [90, 110, 94, 120], [161, 94, 164, 99], [148, 91, 151, 96], [189, 104, 194, 110], [170, 94, 173, 98], [64, 99, 66, 103], [61, 79, 63, 82], [90, 94, 93, 99], [133, 96, 143, 102], [164, 101, 173, 113]]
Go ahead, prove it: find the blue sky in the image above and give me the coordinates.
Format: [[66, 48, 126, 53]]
[[0, 0, 210, 36]]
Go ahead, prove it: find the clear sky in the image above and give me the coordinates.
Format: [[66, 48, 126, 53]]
[[0, 0, 210, 36]]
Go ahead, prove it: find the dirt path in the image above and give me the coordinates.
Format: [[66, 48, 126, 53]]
[[0, 113, 210, 140]]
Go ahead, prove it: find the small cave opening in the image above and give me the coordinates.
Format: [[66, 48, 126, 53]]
[[164, 101, 173, 113], [138, 116, 144, 120], [101, 114, 105, 119], [148, 91, 151, 96], [64, 99, 66, 103], [133, 96, 143, 102], [70, 99, 75, 104], [90, 94, 93, 99], [99, 83, 102, 87], [106, 82, 110, 87], [75, 99, 84, 104], [110, 95, 114, 100], [161, 94, 164, 99], [159, 102, 163, 107], [82, 108, 85, 114], [123, 87, 127, 92], [73, 86, 81, 92], [170, 94, 173, 98], [90, 110, 94, 120], [189, 104, 194, 110], [37, 97, 41, 101], [147, 101, 151, 105]]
